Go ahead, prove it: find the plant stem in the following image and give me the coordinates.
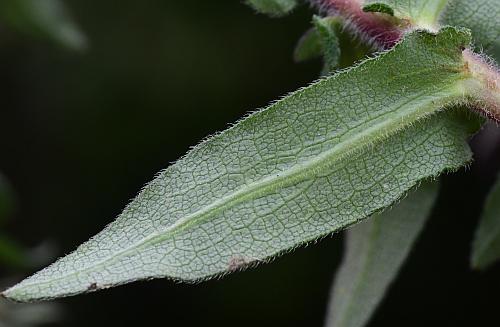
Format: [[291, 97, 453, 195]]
[[311, 0, 406, 49], [462, 49, 500, 122]]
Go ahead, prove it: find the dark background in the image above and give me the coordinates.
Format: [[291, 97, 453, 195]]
[[1, 1, 500, 326]]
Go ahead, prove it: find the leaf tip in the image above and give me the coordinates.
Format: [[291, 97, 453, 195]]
[[1, 285, 22, 303]]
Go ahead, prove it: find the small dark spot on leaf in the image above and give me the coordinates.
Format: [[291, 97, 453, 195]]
[[228, 255, 249, 271], [87, 283, 98, 291]]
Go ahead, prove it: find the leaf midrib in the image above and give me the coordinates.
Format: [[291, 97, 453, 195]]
[[13, 76, 466, 292]]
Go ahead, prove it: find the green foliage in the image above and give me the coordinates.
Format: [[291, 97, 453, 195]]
[[0, 0, 87, 50], [363, 0, 448, 29], [0, 235, 27, 268], [325, 181, 438, 327], [294, 28, 323, 62], [471, 177, 500, 269], [294, 16, 342, 72], [2, 27, 484, 302], [442, 0, 500, 60], [245, 0, 298, 17], [313, 16, 341, 73], [362, 0, 499, 58], [362, 3, 395, 16]]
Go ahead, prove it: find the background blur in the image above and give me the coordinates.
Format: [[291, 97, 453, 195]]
[[1, 1, 500, 326]]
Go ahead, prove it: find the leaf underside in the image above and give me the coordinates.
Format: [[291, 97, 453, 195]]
[[325, 181, 439, 327], [3, 27, 479, 302], [471, 176, 500, 269]]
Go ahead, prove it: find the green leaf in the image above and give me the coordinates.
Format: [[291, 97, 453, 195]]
[[3, 27, 479, 302], [442, 0, 500, 60], [0, 234, 28, 268], [471, 176, 500, 269], [313, 16, 341, 73], [294, 28, 323, 62], [0, 0, 87, 51], [325, 181, 438, 327], [294, 16, 342, 72], [363, 0, 449, 30], [245, 0, 298, 17], [362, 0, 500, 60], [362, 3, 395, 16]]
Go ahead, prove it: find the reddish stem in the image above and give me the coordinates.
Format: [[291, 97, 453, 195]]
[[462, 49, 500, 123], [311, 0, 406, 49]]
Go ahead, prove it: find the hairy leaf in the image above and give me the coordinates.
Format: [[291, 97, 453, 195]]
[[313, 16, 341, 72], [363, 0, 448, 30], [245, 0, 298, 17], [294, 16, 342, 72], [442, 0, 500, 60], [471, 177, 500, 269], [0, 0, 87, 50], [3, 28, 480, 302], [363, 0, 500, 59], [325, 181, 438, 327]]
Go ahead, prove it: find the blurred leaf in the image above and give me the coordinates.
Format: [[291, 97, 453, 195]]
[[2, 28, 482, 302], [471, 176, 500, 269], [442, 0, 500, 61], [0, 235, 27, 269], [245, 0, 298, 17], [294, 16, 341, 72], [294, 28, 322, 62], [0, 0, 87, 51], [325, 181, 438, 327]]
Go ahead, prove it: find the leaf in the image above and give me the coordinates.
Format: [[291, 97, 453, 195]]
[[441, 0, 500, 60], [0, 235, 28, 269], [294, 16, 342, 72], [245, 0, 298, 17], [362, 0, 500, 59], [362, 3, 395, 16], [363, 0, 449, 30], [325, 181, 439, 327], [294, 29, 322, 62], [313, 16, 341, 73], [2, 27, 480, 302], [0, 0, 87, 51], [471, 176, 500, 269]]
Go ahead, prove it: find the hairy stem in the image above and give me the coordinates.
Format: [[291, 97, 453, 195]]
[[311, 0, 408, 49], [462, 49, 500, 122]]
